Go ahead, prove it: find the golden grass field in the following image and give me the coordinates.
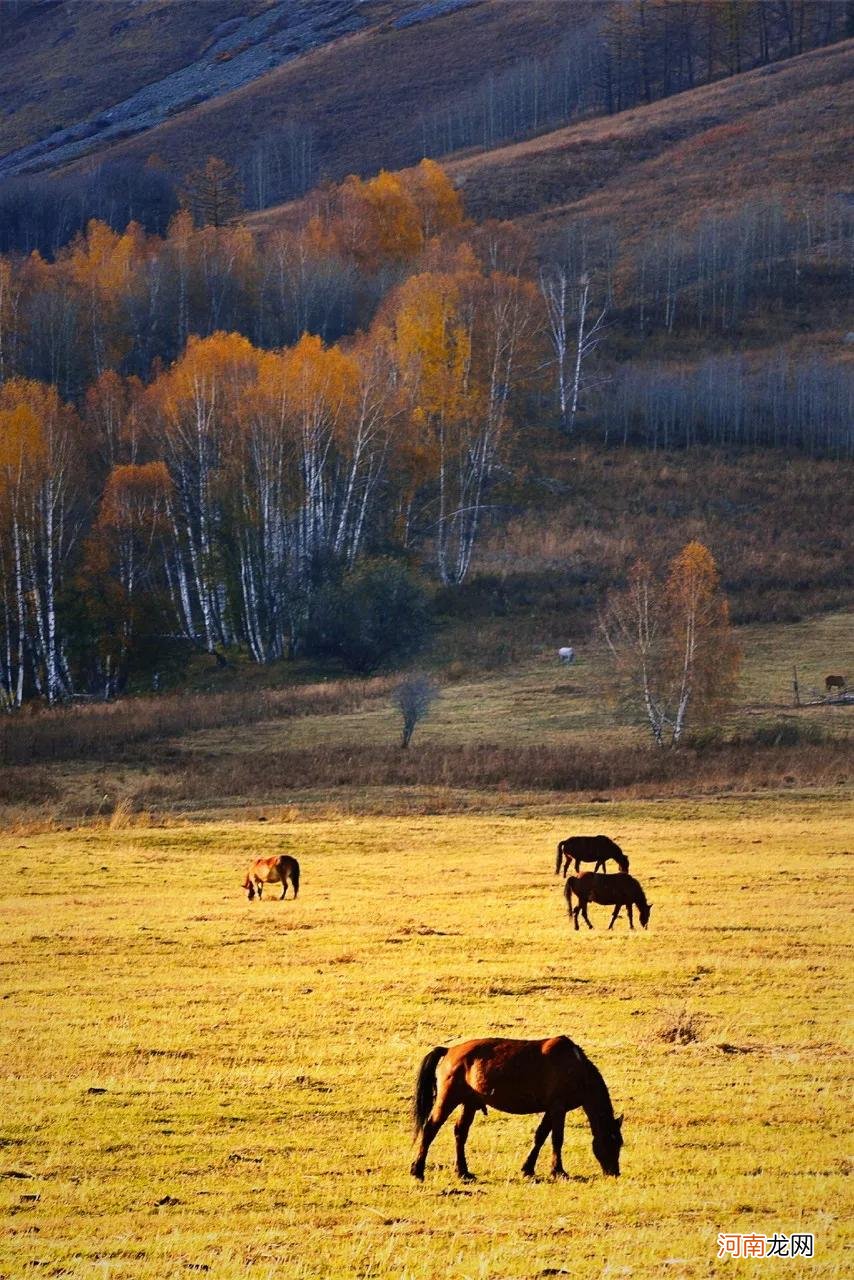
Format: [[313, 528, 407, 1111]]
[[1, 792, 851, 1279]]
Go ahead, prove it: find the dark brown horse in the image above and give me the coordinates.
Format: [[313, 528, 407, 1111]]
[[555, 834, 628, 877], [242, 854, 300, 901], [825, 674, 846, 694], [410, 1035, 623, 1182], [565, 872, 651, 930]]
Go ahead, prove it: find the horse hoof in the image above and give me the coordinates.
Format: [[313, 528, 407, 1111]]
[[551, 1169, 570, 1180], [521, 1166, 536, 1179], [410, 1164, 424, 1181]]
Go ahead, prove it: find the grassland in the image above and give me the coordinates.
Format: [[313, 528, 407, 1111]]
[[0, 794, 851, 1279], [1, 609, 849, 829]]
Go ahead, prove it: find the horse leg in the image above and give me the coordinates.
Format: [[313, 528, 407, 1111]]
[[521, 1112, 552, 1178], [280, 878, 288, 900], [453, 1102, 478, 1181], [550, 1109, 568, 1178], [608, 904, 621, 930], [410, 1087, 458, 1181], [627, 903, 634, 930], [256, 879, 263, 900], [581, 901, 593, 929], [572, 903, 581, 931]]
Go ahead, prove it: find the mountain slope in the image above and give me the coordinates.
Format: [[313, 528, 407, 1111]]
[[9, 0, 594, 184], [446, 38, 854, 245], [0, 0, 266, 158], [0, 0, 387, 179]]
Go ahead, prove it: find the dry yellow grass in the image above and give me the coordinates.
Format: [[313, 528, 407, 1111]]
[[0, 794, 851, 1279]]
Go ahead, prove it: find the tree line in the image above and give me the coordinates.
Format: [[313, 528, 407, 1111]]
[[599, 354, 853, 455]]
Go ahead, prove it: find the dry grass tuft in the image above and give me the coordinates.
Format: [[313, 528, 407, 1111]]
[[653, 1006, 705, 1046]]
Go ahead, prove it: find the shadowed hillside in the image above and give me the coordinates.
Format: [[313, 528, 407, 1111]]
[[446, 38, 854, 243], [0, 0, 591, 182]]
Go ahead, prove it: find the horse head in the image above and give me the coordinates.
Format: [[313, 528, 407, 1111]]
[[639, 902, 652, 929], [592, 1113, 623, 1177]]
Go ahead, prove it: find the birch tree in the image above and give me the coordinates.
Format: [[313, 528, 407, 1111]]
[[391, 258, 535, 584], [600, 541, 739, 746], [149, 331, 261, 651], [0, 379, 80, 705], [540, 267, 607, 432], [84, 461, 172, 696]]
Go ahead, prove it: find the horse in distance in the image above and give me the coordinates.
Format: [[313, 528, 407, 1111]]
[[555, 834, 628, 877], [825, 674, 846, 695], [242, 854, 300, 901], [565, 872, 651, 931], [410, 1035, 623, 1182]]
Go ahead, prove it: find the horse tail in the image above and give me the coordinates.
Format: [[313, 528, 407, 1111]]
[[412, 1046, 448, 1138], [564, 877, 578, 912], [555, 842, 564, 875], [290, 858, 300, 898]]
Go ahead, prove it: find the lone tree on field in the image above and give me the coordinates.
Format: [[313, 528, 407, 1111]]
[[391, 675, 440, 748], [600, 541, 740, 747], [180, 156, 243, 228]]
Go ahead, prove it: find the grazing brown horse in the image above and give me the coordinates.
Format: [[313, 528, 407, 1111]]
[[825, 674, 846, 694], [555, 834, 628, 877], [565, 872, 651, 931], [410, 1035, 623, 1182], [242, 854, 300, 901]]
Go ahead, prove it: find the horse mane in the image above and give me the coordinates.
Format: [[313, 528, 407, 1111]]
[[575, 1048, 615, 1128], [631, 876, 649, 910]]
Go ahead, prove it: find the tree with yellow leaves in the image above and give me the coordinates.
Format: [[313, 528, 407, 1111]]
[[400, 159, 465, 243], [600, 541, 740, 746], [232, 331, 397, 659], [389, 250, 537, 584], [148, 330, 262, 650], [0, 379, 80, 704], [83, 462, 173, 696]]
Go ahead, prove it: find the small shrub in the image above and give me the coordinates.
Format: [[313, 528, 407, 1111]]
[[742, 722, 828, 748], [306, 560, 434, 674], [391, 675, 440, 748]]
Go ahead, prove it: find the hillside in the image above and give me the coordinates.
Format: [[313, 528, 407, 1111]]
[[446, 38, 854, 244], [245, 37, 853, 249], [0, 0, 591, 183]]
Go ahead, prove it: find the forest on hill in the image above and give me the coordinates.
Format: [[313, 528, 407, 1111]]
[[0, 2, 852, 712]]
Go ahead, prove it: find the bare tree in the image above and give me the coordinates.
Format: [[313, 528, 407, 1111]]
[[391, 675, 440, 748], [180, 157, 243, 229], [540, 267, 607, 432]]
